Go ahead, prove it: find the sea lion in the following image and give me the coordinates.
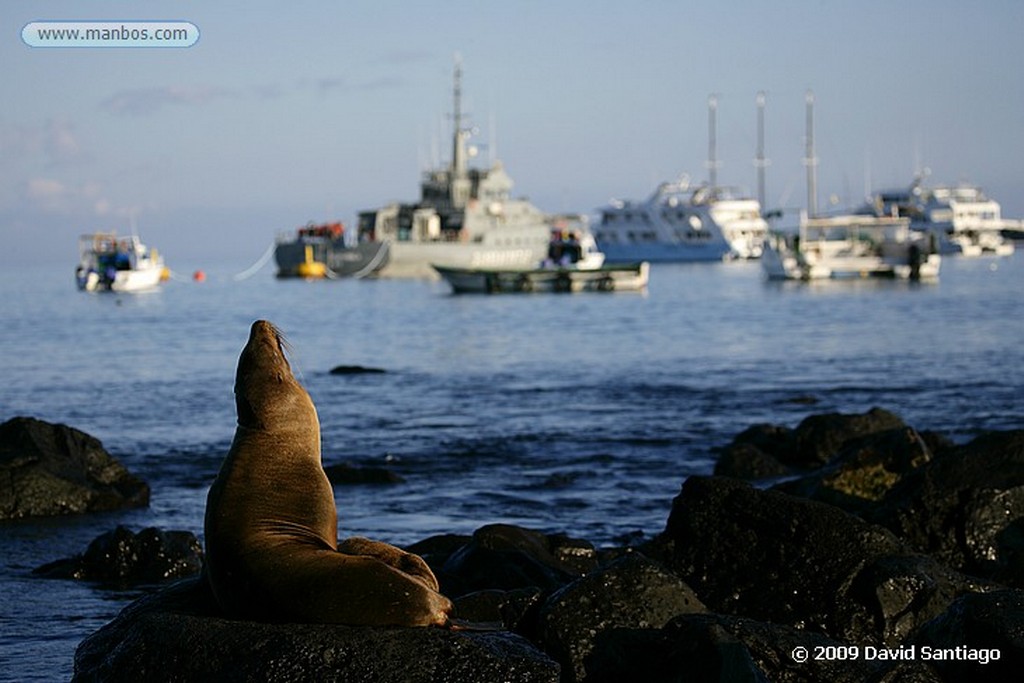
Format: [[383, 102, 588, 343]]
[[204, 320, 452, 626]]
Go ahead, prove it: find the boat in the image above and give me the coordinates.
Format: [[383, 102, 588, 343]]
[[762, 213, 941, 281], [593, 95, 769, 263], [355, 57, 595, 278], [434, 227, 648, 293], [762, 91, 940, 282], [274, 221, 389, 278], [75, 232, 167, 292], [593, 178, 768, 262], [434, 261, 649, 294], [860, 176, 1016, 257]]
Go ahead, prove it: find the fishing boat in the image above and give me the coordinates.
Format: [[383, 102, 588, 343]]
[[860, 176, 1016, 257], [274, 221, 388, 278], [75, 232, 167, 292], [593, 95, 769, 263], [355, 57, 594, 278], [761, 213, 940, 281]]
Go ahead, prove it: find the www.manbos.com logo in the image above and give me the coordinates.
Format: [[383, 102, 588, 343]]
[[22, 21, 199, 48]]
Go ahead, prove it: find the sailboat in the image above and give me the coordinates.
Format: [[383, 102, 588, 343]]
[[761, 92, 941, 281]]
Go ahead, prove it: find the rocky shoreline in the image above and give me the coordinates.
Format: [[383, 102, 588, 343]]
[[6, 410, 1024, 682]]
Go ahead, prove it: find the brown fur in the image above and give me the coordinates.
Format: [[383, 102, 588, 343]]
[[204, 320, 452, 626]]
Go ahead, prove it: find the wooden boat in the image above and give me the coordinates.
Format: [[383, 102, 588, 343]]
[[433, 261, 649, 294]]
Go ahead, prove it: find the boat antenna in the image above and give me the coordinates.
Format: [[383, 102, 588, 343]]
[[706, 94, 719, 189], [754, 91, 769, 209], [804, 89, 818, 216]]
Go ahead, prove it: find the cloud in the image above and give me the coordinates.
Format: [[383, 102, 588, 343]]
[[20, 177, 106, 214], [100, 85, 237, 116], [0, 119, 90, 167]]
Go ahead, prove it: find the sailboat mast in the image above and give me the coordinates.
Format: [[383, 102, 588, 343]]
[[804, 89, 818, 217], [707, 94, 719, 189], [755, 91, 768, 209], [451, 55, 465, 177]]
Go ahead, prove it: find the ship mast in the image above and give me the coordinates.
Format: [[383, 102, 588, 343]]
[[804, 89, 818, 217], [754, 91, 768, 209], [449, 55, 471, 209], [707, 94, 719, 190]]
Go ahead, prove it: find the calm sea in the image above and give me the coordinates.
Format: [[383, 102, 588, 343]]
[[1, 255, 1022, 681]]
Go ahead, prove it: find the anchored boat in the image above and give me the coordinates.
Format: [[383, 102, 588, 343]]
[[355, 57, 595, 278], [434, 229, 649, 294], [75, 233, 167, 292], [762, 213, 940, 281], [859, 176, 1017, 257], [274, 221, 389, 279]]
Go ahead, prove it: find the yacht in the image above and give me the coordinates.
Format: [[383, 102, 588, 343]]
[[862, 177, 1016, 256], [594, 178, 766, 262]]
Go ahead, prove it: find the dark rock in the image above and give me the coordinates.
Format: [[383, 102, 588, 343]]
[[869, 430, 1024, 586], [774, 426, 936, 513], [0, 416, 149, 520], [913, 589, 1024, 683], [452, 587, 545, 633], [714, 440, 791, 479], [73, 576, 559, 683], [714, 408, 908, 478], [583, 613, 940, 683], [649, 476, 980, 645], [538, 554, 706, 683], [34, 526, 203, 585], [790, 407, 907, 467], [329, 364, 386, 375], [323, 462, 405, 485], [439, 524, 584, 598], [405, 533, 473, 574]]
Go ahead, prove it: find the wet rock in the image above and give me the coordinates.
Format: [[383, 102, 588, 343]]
[[323, 462, 405, 485], [714, 408, 908, 478], [584, 613, 941, 683], [537, 554, 706, 683], [438, 524, 587, 598], [329, 364, 386, 375], [913, 589, 1024, 683], [452, 587, 545, 634], [0, 416, 149, 520], [73, 576, 559, 683], [34, 526, 203, 585], [870, 430, 1024, 586], [790, 407, 907, 467], [714, 439, 791, 479], [649, 476, 979, 645], [774, 426, 936, 514]]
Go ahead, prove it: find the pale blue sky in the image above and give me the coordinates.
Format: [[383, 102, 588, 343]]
[[3, 1, 1023, 267]]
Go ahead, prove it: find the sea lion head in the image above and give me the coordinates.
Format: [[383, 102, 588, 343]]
[[234, 320, 317, 434]]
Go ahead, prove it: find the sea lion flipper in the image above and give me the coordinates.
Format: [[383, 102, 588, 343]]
[[338, 536, 441, 592]]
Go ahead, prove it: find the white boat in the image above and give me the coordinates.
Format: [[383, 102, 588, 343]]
[[75, 233, 167, 292], [762, 213, 941, 281], [862, 177, 1016, 257], [594, 95, 769, 263], [356, 58, 594, 279], [593, 178, 768, 263]]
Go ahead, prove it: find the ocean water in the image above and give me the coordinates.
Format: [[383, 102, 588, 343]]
[[1, 255, 1022, 681]]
